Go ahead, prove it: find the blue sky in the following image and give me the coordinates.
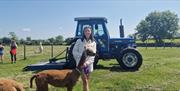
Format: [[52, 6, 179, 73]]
[[0, 0, 180, 39]]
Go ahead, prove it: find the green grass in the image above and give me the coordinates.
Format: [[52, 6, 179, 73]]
[[0, 46, 180, 91]]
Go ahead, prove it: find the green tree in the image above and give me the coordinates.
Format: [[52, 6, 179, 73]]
[[19, 38, 26, 44], [55, 35, 64, 44], [48, 37, 55, 44], [8, 32, 18, 41], [1, 37, 11, 45], [65, 37, 74, 45], [136, 10, 179, 43]]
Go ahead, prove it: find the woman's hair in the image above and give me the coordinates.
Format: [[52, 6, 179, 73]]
[[11, 40, 17, 46], [11, 40, 15, 44], [82, 25, 95, 41]]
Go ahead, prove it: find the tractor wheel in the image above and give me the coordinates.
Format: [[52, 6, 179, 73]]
[[93, 55, 99, 69], [116, 49, 142, 71]]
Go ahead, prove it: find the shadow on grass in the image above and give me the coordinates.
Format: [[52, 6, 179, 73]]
[[95, 63, 137, 72], [95, 64, 126, 72]]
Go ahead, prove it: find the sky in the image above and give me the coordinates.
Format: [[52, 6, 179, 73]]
[[0, 0, 180, 40]]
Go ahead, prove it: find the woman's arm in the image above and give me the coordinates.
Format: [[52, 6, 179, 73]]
[[72, 39, 83, 66], [15, 43, 18, 48]]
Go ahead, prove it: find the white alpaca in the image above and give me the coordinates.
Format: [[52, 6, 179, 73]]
[[39, 42, 43, 53], [34, 42, 43, 54]]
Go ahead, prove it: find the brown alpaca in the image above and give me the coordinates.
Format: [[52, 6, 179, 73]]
[[30, 50, 87, 91], [0, 78, 24, 91]]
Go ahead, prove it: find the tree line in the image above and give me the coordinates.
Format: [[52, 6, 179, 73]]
[[0, 32, 70, 45]]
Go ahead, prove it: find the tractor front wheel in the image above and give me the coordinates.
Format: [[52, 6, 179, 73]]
[[116, 49, 142, 71]]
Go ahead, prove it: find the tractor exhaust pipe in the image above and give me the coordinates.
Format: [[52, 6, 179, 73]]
[[119, 19, 124, 38]]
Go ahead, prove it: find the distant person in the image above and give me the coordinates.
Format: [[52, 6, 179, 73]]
[[0, 42, 4, 63], [10, 40, 18, 64]]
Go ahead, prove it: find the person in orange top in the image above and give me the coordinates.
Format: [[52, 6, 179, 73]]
[[10, 40, 18, 64]]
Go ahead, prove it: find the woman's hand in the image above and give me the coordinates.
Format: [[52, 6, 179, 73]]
[[81, 63, 87, 68]]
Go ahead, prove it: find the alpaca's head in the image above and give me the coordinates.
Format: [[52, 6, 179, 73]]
[[77, 49, 96, 68]]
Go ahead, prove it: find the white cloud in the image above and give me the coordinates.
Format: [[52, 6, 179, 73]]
[[22, 28, 31, 32]]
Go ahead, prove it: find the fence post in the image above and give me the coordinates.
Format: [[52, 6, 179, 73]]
[[24, 44, 26, 60], [51, 43, 54, 57]]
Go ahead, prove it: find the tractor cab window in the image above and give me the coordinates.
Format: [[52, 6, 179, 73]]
[[93, 24, 106, 48], [93, 24, 105, 37], [77, 24, 82, 36]]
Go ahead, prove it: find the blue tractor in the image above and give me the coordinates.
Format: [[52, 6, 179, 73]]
[[23, 17, 142, 71]]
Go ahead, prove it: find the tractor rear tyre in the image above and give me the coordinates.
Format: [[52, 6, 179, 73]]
[[66, 43, 76, 69], [116, 49, 142, 71]]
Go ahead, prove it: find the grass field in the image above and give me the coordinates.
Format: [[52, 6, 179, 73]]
[[0, 46, 180, 91]]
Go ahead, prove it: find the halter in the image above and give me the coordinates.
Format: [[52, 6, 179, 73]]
[[75, 67, 82, 75]]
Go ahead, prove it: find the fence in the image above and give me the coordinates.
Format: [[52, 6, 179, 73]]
[[136, 42, 180, 49], [2, 45, 67, 61]]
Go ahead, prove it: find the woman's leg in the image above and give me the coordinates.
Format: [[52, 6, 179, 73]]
[[0, 55, 3, 63], [10, 52, 14, 63], [1, 55, 3, 63], [81, 72, 90, 91], [2, 55, 3, 61], [14, 54, 16, 62]]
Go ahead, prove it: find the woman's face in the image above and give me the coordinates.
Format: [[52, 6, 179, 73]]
[[84, 28, 92, 39]]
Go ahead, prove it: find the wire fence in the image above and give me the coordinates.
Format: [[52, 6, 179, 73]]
[[136, 42, 180, 49], [2, 45, 68, 62]]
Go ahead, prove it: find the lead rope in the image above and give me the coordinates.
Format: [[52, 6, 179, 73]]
[[75, 68, 82, 75]]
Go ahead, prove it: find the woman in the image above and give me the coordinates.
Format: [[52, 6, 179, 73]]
[[73, 26, 96, 91], [10, 40, 18, 63], [0, 42, 4, 63]]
